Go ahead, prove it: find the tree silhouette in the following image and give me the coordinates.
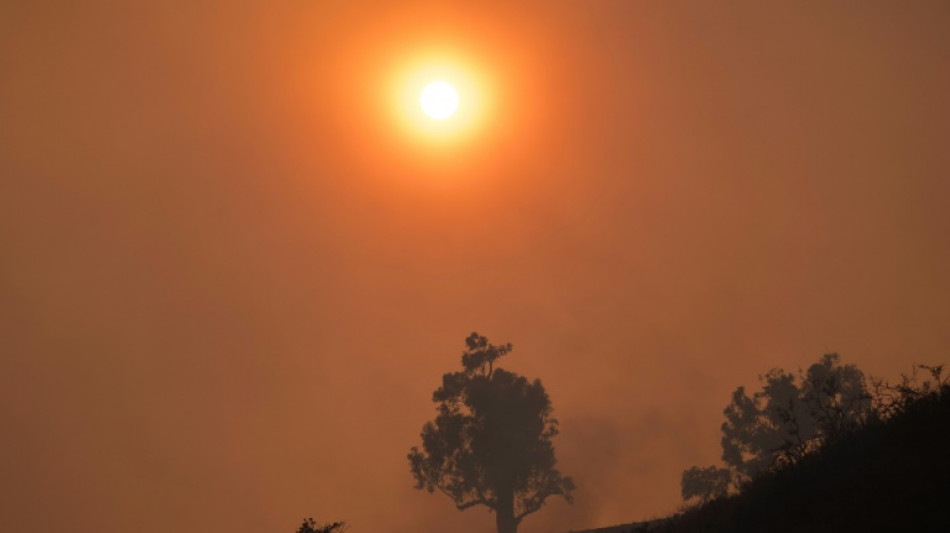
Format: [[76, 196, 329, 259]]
[[408, 332, 574, 533]]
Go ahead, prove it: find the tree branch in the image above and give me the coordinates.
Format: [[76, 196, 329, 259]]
[[515, 493, 545, 522], [457, 498, 492, 511], [515, 475, 555, 521], [428, 482, 492, 513]]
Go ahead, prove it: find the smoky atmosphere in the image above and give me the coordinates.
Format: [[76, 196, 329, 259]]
[[2, 2, 949, 533]]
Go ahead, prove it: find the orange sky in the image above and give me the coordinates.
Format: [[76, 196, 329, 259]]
[[2, 2, 949, 532]]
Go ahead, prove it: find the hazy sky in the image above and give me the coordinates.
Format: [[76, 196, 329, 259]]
[[2, 2, 949, 532]]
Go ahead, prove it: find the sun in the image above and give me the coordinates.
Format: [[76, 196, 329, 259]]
[[419, 81, 459, 120], [385, 51, 492, 145]]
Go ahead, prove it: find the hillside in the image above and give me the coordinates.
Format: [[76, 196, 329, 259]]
[[573, 386, 950, 533]]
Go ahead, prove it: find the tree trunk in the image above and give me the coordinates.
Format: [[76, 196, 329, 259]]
[[495, 489, 518, 533]]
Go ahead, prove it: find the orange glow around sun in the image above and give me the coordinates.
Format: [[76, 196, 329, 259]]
[[386, 49, 493, 146]]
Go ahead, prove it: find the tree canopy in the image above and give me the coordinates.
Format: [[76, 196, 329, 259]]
[[408, 332, 574, 533]]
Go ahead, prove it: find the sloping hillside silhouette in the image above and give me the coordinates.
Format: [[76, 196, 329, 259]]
[[574, 382, 950, 533]]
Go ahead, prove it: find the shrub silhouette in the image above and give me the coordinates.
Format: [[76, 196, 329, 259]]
[[295, 518, 345, 533]]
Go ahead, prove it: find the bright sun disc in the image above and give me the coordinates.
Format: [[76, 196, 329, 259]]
[[419, 81, 459, 120]]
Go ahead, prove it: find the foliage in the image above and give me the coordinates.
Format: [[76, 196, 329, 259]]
[[408, 332, 574, 533], [295, 518, 346, 533]]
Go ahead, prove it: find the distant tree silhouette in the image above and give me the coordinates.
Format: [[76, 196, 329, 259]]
[[408, 332, 574, 533], [799, 353, 871, 442], [295, 518, 345, 533], [720, 353, 869, 481], [683, 353, 871, 502], [721, 368, 813, 480]]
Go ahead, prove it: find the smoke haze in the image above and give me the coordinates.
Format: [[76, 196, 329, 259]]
[[2, 2, 949, 532]]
